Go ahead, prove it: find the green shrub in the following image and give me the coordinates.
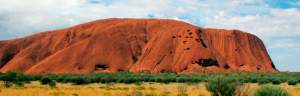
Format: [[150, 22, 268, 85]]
[[254, 85, 289, 96], [99, 75, 117, 83], [40, 77, 52, 85], [2, 72, 17, 82], [70, 77, 90, 85], [48, 80, 56, 88], [257, 78, 270, 85], [176, 77, 188, 83], [287, 79, 297, 85], [205, 76, 240, 96], [0, 72, 30, 87], [271, 79, 282, 85]]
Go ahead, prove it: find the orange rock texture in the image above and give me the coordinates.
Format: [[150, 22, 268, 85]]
[[0, 18, 277, 74]]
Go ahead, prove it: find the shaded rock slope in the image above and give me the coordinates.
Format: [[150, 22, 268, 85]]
[[0, 18, 277, 74]]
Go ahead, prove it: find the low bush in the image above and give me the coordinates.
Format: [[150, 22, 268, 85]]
[[287, 79, 297, 85], [254, 85, 289, 96], [48, 80, 56, 88], [271, 78, 282, 85], [1, 72, 17, 82], [40, 77, 52, 85], [206, 76, 240, 96], [257, 78, 270, 85], [69, 76, 91, 85]]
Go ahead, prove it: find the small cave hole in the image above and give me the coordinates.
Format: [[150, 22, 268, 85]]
[[239, 64, 244, 67], [257, 67, 261, 70], [77, 66, 83, 70], [118, 69, 125, 72], [172, 36, 176, 38], [235, 49, 238, 51], [183, 67, 188, 70], [198, 29, 203, 33], [160, 69, 172, 73], [195, 58, 219, 67], [95, 64, 109, 70], [178, 35, 182, 38], [183, 41, 187, 44], [223, 64, 230, 69], [187, 29, 191, 32], [188, 32, 192, 35], [186, 48, 190, 50], [185, 36, 189, 38]]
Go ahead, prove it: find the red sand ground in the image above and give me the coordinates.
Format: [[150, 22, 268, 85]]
[[0, 18, 277, 74]]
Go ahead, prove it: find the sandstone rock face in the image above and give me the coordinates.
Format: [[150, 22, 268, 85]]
[[0, 18, 277, 74]]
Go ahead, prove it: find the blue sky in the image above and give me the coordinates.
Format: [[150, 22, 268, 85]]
[[0, 0, 299, 71]]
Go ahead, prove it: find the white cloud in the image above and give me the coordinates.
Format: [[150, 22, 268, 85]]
[[269, 39, 300, 49], [201, 7, 300, 38], [0, 0, 195, 38], [1, 0, 299, 39]]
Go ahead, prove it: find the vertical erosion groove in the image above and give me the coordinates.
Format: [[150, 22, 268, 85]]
[[0, 52, 16, 68], [197, 29, 207, 48]]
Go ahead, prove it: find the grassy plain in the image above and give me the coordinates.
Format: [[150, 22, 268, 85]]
[[0, 82, 299, 96]]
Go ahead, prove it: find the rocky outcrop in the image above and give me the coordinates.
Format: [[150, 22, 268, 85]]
[[0, 18, 277, 74]]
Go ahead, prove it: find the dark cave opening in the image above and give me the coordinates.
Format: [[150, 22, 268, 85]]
[[198, 29, 203, 33], [223, 64, 230, 69], [95, 64, 109, 70], [240, 64, 244, 67], [195, 58, 219, 67]]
